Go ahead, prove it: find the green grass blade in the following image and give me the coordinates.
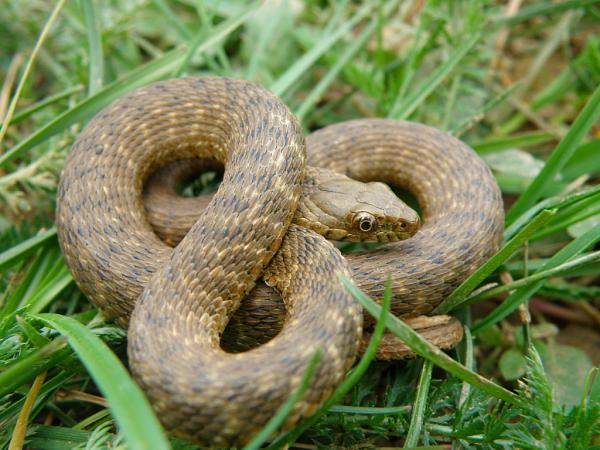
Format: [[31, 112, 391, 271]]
[[0, 372, 70, 424], [497, 65, 575, 136], [531, 195, 600, 240], [0, 227, 57, 272], [562, 138, 600, 180], [404, 360, 433, 448], [295, 8, 382, 121], [451, 83, 520, 136], [388, 33, 480, 120], [505, 83, 600, 225], [32, 313, 170, 450], [174, 4, 258, 77], [458, 327, 474, 408], [80, 0, 104, 95], [151, 0, 192, 40], [26, 425, 90, 449], [244, 7, 282, 81], [242, 350, 321, 450], [17, 315, 50, 348], [0, 7, 256, 169], [470, 131, 555, 154], [0, 48, 185, 168], [73, 409, 111, 430], [270, 2, 376, 97], [27, 269, 73, 314], [339, 276, 525, 407], [434, 209, 556, 314], [1, 85, 83, 127], [0, 338, 70, 397], [495, 0, 600, 26], [504, 185, 600, 241], [0, 0, 68, 147], [327, 405, 409, 415], [466, 250, 600, 304], [473, 223, 600, 332]]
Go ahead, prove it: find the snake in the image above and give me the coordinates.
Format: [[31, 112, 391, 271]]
[[56, 77, 504, 447]]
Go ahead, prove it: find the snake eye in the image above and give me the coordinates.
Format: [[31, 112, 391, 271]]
[[353, 212, 378, 233]]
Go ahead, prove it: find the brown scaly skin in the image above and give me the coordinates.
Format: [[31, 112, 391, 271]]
[[143, 160, 464, 358], [56, 77, 504, 447], [143, 161, 420, 246]]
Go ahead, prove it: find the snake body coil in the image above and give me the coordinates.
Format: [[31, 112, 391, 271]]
[[57, 77, 503, 446]]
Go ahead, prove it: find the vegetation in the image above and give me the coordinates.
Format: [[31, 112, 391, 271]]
[[1, 0, 599, 448]]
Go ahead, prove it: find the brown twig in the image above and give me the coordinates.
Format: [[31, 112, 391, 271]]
[[55, 389, 108, 407], [0, 53, 24, 123], [9, 372, 47, 450]]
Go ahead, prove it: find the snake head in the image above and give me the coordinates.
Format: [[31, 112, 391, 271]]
[[297, 167, 420, 242], [345, 180, 420, 242]]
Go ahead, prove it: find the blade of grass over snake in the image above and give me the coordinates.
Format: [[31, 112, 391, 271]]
[[270, 2, 376, 97], [388, 33, 480, 120], [339, 276, 525, 408], [242, 351, 321, 450], [505, 83, 600, 225], [0, 0, 68, 148], [404, 360, 433, 448], [80, 0, 104, 95], [434, 209, 556, 314], [32, 313, 170, 450], [0, 227, 57, 272], [265, 276, 392, 449], [473, 222, 600, 333]]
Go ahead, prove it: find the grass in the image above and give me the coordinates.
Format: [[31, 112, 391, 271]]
[[1, 0, 600, 449]]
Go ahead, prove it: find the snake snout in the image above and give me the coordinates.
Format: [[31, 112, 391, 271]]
[[393, 213, 421, 238]]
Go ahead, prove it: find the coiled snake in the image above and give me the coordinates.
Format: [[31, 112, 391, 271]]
[[56, 77, 503, 447]]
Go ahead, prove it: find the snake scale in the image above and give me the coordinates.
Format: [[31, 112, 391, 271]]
[[56, 77, 504, 447]]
